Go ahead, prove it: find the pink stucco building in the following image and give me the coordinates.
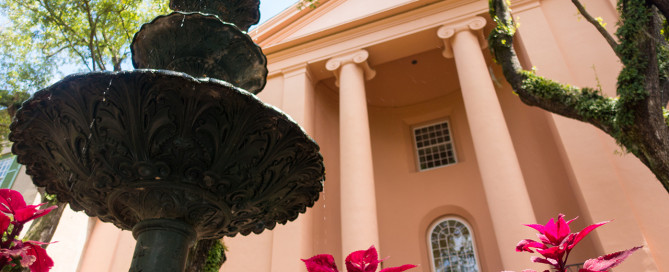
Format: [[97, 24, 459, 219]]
[[12, 0, 667, 271]]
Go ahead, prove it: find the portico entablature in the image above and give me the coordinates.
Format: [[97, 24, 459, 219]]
[[263, 0, 487, 80], [261, 0, 542, 82]]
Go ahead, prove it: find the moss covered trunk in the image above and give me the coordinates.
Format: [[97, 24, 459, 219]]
[[185, 239, 226, 272], [488, 0, 669, 193]]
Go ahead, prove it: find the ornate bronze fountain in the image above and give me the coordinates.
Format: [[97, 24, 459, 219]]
[[9, 1, 324, 271]]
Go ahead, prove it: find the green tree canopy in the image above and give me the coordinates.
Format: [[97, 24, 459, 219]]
[[0, 0, 169, 141]]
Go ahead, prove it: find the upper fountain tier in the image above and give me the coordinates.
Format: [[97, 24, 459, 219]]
[[131, 12, 267, 94], [169, 0, 260, 32]]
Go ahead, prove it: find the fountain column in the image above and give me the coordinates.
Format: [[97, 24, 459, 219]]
[[437, 17, 537, 270], [326, 50, 380, 257], [129, 219, 196, 272]]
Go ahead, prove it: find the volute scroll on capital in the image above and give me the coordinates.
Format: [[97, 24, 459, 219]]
[[325, 49, 376, 86], [437, 16, 488, 59]]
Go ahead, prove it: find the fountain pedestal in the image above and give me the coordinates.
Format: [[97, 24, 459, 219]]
[[9, 1, 324, 271], [130, 219, 197, 272]]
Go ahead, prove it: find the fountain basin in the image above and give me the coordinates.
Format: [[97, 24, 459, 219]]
[[10, 70, 324, 239]]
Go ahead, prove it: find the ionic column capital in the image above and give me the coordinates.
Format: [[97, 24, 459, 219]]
[[326, 49, 376, 86], [437, 16, 488, 58]]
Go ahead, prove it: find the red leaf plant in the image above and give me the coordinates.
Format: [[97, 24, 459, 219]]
[[505, 214, 642, 272], [0, 189, 56, 272], [302, 245, 417, 272]]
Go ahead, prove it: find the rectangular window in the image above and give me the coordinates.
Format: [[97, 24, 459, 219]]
[[0, 155, 20, 189], [413, 121, 457, 171]]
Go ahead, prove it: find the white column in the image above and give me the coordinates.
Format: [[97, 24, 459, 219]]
[[270, 63, 316, 272], [438, 17, 538, 271], [326, 50, 380, 259]]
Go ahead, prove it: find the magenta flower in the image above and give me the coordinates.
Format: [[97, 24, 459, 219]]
[[578, 246, 642, 272], [0, 241, 54, 272], [302, 246, 416, 272], [0, 189, 55, 272], [506, 214, 641, 272], [0, 189, 56, 224], [303, 254, 338, 272], [524, 214, 575, 246]]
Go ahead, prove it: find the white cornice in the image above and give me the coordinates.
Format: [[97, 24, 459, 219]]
[[264, 0, 487, 74], [280, 62, 316, 82], [509, 0, 541, 13]]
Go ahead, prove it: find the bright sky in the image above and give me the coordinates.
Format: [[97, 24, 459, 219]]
[[258, 0, 299, 26]]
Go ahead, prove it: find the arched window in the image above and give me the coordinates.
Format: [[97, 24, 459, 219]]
[[428, 217, 480, 272]]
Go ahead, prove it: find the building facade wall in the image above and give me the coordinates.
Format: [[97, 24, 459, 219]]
[[66, 0, 669, 271]]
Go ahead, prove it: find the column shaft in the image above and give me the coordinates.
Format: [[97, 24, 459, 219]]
[[328, 50, 381, 259], [447, 23, 537, 270]]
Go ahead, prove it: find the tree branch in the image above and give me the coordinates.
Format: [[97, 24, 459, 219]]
[[490, 0, 669, 193], [23, 192, 67, 246], [614, 1, 669, 192], [571, 0, 621, 58], [114, 3, 134, 42], [83, 1, 108, 70], [488, 0, 617, 135], [41, 45, 68, 58], [36, 0, 93, 71], [649, 0, 669, 19], [100, 30, 122, 71]]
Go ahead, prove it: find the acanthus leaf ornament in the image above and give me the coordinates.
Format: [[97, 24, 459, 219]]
[[10, 70, 324, 239]]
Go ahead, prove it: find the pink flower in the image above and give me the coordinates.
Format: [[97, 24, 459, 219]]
[[345, 246, 381, 272], [515, 239, 546, 253], [23, 242, 54, 272], [303, 254, 338, 272], [508, 214, 640, 272], [0, 189, 56, 224], [525, 214, 575, 246], [517, 214, 608, 266], [0, 241, 54, 272], [302, 246, 416, 272], [0, 189, 55, 272], [578, 246, 642, 272]]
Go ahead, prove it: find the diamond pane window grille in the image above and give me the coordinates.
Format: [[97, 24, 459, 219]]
[[428, 217, 480, 272], [414, 121, 457, 170]]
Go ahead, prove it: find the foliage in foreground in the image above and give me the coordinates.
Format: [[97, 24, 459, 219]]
[[0, 189, 56, 272], [506, 214, 640, 272], [302, 245, 417, 272]]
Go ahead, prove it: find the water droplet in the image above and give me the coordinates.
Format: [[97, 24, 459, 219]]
[[68, 173, 75, 191], [180, 15, 185, 27]]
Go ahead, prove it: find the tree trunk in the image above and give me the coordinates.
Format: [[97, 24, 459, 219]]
[[185, 239, 226, 272], [22, 191, 66, 245]]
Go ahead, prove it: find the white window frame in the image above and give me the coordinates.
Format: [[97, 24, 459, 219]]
[[0, 154, 19, 189], [413, 120, 458, 171], [427, 216, 481, 272]]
